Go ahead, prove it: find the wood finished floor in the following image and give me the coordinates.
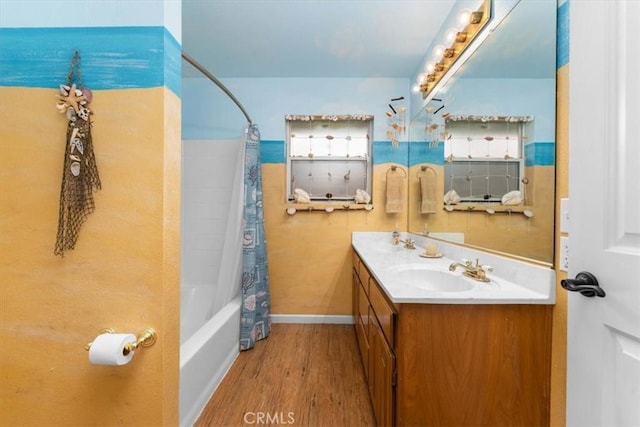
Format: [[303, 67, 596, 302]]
[[195, 323, 376, 427]]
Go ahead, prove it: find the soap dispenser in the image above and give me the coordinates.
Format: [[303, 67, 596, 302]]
[[392, 223, 400, 245]]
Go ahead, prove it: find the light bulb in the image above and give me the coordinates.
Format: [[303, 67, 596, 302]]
[[432, 44, 445, 61], [425, 62, 436, 73], [457, 8, 472, 30], [445, 28, 458, 44]]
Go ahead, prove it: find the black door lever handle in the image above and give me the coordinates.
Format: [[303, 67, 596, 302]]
[[561, 271, 606, 298]]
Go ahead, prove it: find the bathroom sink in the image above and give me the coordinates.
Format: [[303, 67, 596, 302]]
[[388, 264, 475, 292]]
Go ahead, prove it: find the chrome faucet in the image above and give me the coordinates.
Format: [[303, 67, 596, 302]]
[[449, 258, 493, 282], [399, 238, 416, 249]]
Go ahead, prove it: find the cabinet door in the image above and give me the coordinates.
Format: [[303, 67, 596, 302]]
[[352, 268, 359, 321], [353, 269, 369, 380], [367, 307, 377, 403], [378, 327, 395, 427], [357, 316, 369, 381], [358, 281, 369, 331], [371, 318, 395, 427]]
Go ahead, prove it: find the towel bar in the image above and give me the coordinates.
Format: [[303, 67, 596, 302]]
[[417, 165, 437, 177], [386, 165, 407, 177]]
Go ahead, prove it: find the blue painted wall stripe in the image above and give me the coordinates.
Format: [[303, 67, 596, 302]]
[[261, 140, 410, 166], [409, 143, 445, 167], [261, 140, 554, 166], [261, 140, 286, 164], [525, 141, 555, 166], [373, 141, 409, 166], [0, 27, 180, 95], [557, 1, 569, 68]]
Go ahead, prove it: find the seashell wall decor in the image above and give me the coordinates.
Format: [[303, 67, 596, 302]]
[[54, 50, 101, 256]]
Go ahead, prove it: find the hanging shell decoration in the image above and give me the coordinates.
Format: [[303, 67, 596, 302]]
[[56, 83, 91, 122], [54, 50, 101, 257], [58, 89, 93, 176]]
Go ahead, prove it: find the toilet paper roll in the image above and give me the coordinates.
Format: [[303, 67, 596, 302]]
[[89, 333, 136, 366]]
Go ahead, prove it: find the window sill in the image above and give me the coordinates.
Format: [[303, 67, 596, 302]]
[[443, 204, 532, 213], [285, 202, 373, 214]]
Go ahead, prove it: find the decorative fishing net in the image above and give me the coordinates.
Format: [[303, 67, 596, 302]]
[[54, 51, 101, 256]]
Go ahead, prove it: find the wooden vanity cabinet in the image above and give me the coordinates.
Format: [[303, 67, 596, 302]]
[[369, 317, 395, 427], [352, 250, 396, 426], [352, 250, 553, 427]]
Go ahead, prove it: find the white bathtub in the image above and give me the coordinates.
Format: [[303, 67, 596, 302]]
[[179, 137, 245, 425], [179, 296, 241, 427]]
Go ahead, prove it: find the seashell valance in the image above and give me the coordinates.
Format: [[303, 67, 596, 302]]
[[444, 115, 534, 123], [285, 114, 374, 122]]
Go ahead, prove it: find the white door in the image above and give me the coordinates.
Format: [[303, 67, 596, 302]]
[[567, 1, 640, 426]]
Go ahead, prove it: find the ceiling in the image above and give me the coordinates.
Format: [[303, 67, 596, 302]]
[[457, 0, 557, 79], [181, 0, 457, 79]]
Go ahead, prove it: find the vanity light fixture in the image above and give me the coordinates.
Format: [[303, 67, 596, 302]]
[[419, 0, 492, 101], [444, 28, 458, 43], [432, 44, 446, 61], [469, 10, 484, 25], [457, 8, 473, 29]]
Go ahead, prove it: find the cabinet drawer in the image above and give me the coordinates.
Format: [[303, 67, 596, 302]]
[[359, 262, 371, 296], [369, 278, 395, 347], [352, 250, 361, 279]]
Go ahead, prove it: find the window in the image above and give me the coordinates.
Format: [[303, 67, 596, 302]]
[[286, 115, 373, 202], [443, 116, 533, 202]]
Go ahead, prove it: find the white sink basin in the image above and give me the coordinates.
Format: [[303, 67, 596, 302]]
[[388, 264, 475, 292]]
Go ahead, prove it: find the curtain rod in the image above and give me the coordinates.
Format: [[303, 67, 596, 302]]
[[181, 51, 253, 125]]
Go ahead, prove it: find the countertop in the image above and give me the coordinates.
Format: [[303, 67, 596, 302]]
[[352, 232, 555, 304]]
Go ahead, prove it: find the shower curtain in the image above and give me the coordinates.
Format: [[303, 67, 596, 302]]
[[240, 124, 271, 350]]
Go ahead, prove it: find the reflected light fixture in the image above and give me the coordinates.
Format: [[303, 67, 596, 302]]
[[432, 44, 446, 61], [445, 28, 458, 44], [457, 8, 472, 29], [420, 0, 492, 100]]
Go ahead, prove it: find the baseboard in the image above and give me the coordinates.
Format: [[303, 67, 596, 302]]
[[271, 314, 355, 324]]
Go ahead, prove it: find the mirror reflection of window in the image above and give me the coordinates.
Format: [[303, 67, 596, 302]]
[[443, 117, 533, 202]]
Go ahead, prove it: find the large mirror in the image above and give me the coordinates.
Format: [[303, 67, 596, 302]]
[[408, 0, 557, 264]]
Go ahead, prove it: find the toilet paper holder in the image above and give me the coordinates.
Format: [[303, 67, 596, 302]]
[[85, 328, 157, 355]]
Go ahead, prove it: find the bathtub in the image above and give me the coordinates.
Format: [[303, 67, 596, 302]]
[[179, 296, 241, 426]]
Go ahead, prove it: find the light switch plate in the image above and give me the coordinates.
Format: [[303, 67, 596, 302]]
[[559, 236, 569, 272], [560, 198, 569, 233]]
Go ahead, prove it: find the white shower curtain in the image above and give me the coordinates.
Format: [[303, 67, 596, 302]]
[[209, 134, 246, 318]]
